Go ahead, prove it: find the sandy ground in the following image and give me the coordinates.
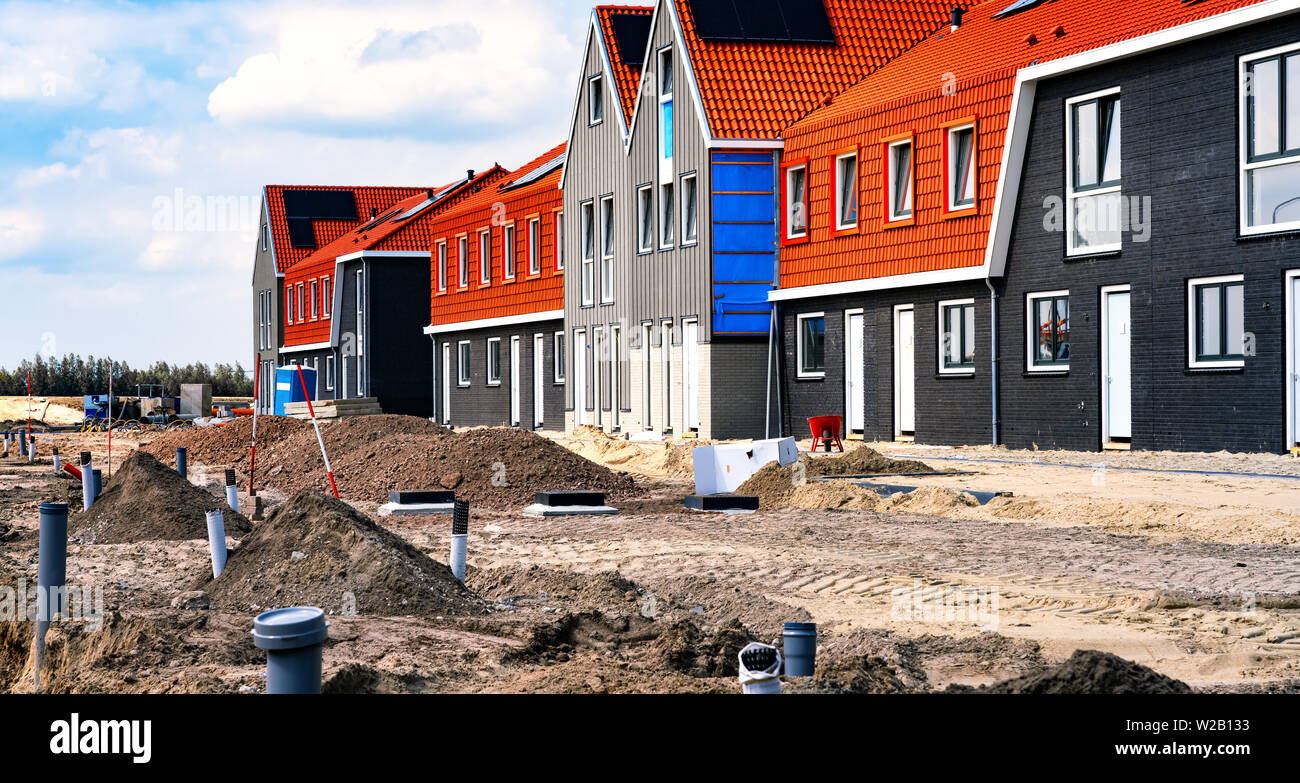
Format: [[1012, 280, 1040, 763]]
[[1, 431, 1298, 693], [0, 397, 84, 427]]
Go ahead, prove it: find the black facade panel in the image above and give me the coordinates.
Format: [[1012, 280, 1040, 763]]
[[433, 319, 565, 430]]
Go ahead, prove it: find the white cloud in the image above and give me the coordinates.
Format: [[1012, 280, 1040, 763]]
[[0, 209, 45, 260]]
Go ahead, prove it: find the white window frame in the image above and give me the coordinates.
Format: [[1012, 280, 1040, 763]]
[[636, 184, 654, 253], [554, 331, 566, 383], [599, 195, 615, 303], [309, 279, 318, 320], [659, 182, 675, 249], [580, 201, 595, 305], [937, 298, 977, 376], [946, 123, 977, 211], [555, 211, 564, 271], [796, 312, 826, 379], [834, 152, 858, 230], [503, 222, 516, 280], [785, 163, 808, 239], [261, 222, 269, 252], [1239, 42, 1300, 235], [322, 276, 331, 317], [458, 236, 468, 288], [296, 283, 304, 323], [886, 138, 914, 223], [1187, 274, 1247, 369], [325, 354, 335, 391], [1026, 290, 1071, 372], [285, 287, 293, 325], [528, 217, 541, 275], [457, 340, 472, 386], [486, 337, 502, 386], [1065, 87, 1123, 256], [680, 172, 698, 246], [658, 46, 674, 184], [436, 242, 447, 291], [479, 229, 491, 285], [588, 73, 604, 126]]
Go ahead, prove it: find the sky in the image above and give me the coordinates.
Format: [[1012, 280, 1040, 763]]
[[0, 0, 603, 372]]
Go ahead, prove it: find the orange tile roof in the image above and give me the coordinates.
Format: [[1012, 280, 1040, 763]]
[[777, 0, 1273, 291], [596, 5, 655, 126], [265, 185, 428, 274], [429, 142, 568, 327], [675, 0, 966, 139]]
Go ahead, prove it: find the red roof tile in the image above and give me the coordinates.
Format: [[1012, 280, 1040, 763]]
[[265, 185, 428, 274], [596, 5, 655, 126]]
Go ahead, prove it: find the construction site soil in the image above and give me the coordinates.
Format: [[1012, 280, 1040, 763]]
[[142, 416, 638, 509], [70, 451, 252, 544], [737, 446, 940, 508]]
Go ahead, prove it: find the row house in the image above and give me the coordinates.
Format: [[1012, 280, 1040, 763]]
[[772, 0, 1300, 452]]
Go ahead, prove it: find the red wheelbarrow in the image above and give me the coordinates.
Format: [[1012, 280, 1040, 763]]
[[808, 416, 844, 453]]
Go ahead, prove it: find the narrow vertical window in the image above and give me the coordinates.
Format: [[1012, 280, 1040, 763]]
[[834, 152, 858, 231], [555, 211, 564, 271], [658, 48, 674, 184], [458, 236, 468, 287], [458, 341, 471, 385], [309, 280, 318, 319], [322, 276, 331, 317], [1067, 90, 1122, 253], [600, 196, 614, 303], [785, 163, 808, 239], [529, 218, 541, 275], [946, 123, 976, 211], [487, 338, 501, 385], [1242, 45, 1300, 232], [580, 202, 594, 305], [437, 242, 447, 291], [588, 74, 604, 125], [637, 185, 654, 253], [681, 173, 698, 245], [503, 223, 516, 280], [796, 313, 825, 378], [554, 332, 566, 382], [479, 230, 491, 285], [886, 138, 913, 223]]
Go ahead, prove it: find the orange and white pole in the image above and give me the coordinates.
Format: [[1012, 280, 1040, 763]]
[[295, 364, 338, 498]]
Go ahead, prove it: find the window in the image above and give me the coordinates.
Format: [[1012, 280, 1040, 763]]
[[458, 341, 472, 386], [309, 280, 318, 320], [487, 337, 502, 385], [658, 47, 674, 182], [885, 136, 914, 223], [437, 242, 447, 291], [833, 151, 858, 231], [1241, 44, 1300, 233], [945, 122, 977, 212], [555, 212, 564, 271], [554, 332, 566, 383], [258, 290, 266, 350], [580, 201, 595, 305], [261, 223, 269, 252], [322, 276, 331, 317], [503, 223, 516, 280], [681, 173, 698, 245], [600, 196, 614, 303], [325, 354, 335, 391], [296, 283, 304, 323], [1067, 89, 1122, 254], [637, 185, 654, 253], [1189, 276, 1246, 368], [528, 218, 541, 275], [285, 288, 293, 325], [796, 313, 825, 378], [458, 237, 468, 287], [588, 74, 604, 125], [660, 183, 675, 247], [784, 162, 808, 240], [939, 299, 976, 373], [479, 230, 491, 284], [1027, 292, 1069, 371]]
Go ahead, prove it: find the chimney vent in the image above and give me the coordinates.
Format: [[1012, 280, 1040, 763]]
[[951, 6, 963, 30]]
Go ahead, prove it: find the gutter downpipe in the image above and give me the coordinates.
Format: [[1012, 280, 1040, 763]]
[[985, 277, 1000, 446]]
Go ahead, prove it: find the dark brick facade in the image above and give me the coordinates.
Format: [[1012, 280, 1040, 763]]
[[432, 319, 565, 429]]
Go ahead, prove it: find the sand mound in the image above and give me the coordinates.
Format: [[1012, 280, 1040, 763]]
[[70, 451, 251, 544], [789, 482, 884, 510], [961, 650, 1193, 694], [885, 486, 980, 514], [738, 447, 936, 508], [564, 426, 700, 478], [206, 491, 485, 616], [145, 416, 634, 509], [807, 445, 932, 478]]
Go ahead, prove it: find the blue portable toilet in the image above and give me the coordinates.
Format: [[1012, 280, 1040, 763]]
[[273, 365, 317, 416]]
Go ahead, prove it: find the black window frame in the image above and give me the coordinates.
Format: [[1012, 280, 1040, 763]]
[[1070, 94, 1122, 193], [1193, 280, 1246, 363], [1246, 51, 1300, 164]]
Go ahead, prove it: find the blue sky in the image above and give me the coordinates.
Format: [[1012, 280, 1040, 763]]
[[0, 0, 602, 370]]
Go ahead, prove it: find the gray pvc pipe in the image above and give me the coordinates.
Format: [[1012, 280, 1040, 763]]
[[2, 434, 8, 458], [36, 501, 69, 691], [18, 433, 27, 457], [91, 469, 102, 500], [176, 447, 187, 479], [80, 452, 93, 511], [224, 469, 239, 513], [252, 607, 329, 695], [51, 446, 60, 474], [782, 622, 817, 677], [205, 508, 227, 578], [27, 435, 34, 463]]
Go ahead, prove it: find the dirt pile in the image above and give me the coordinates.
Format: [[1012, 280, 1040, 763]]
[[473, 566, 642, 613], [69, 451, 251, 544], [737, 446, 934, 508], [653, 618, 754, 677], [955, 649, 1194, 694], [206, 491, 485, 616], [145, 416, 636, 509], [564, 426, 701, 478]]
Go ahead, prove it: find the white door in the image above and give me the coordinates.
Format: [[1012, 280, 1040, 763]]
[[611, 326, 622, 430], [894, 307, 916, 437], [661, 322, 674, 434], [574, 331, 587, 426], [846, 310, 865, 433], [1103, 289, 1132, 442], [683, 320, 700, 431], [1292, 277, 1300, 447], [642, 324, 653, 430], [510, 336, 521, 427], [441, 343, 451, 424], [534, 334, 545, 429], [594, 328, 605, 428]]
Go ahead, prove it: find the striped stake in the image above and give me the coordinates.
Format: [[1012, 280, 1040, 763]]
[[248, 359, 260, 496], [106, 360, 113, 479], [296, 364, 339, 499], [25, 370, 31, 457]]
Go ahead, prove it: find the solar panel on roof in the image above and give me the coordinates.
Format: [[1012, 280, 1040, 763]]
[[609, 13, 652, 67], [993, 0, 1054, 19], [689, 0, 744, 40], [688, 0, 834, 45], [286, 217, 317, 248], [501, 152, 567, 192], [777, 0, 835, 43], [282, 190, 358, 221], [735, 0, 790, 42]]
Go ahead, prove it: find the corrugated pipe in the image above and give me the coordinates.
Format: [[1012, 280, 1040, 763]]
[[985, 278, 1001, 446], [205, 508, 227, 578], [450, 499, 469, 583], [224, 469, 240, 514], [80, 452, 93, 511]]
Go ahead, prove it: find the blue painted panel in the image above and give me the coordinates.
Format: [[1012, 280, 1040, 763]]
[[712, 152, 773, 163], [710, 150, 776, 335], [712, 193, 774, 224], [711, 253, 774, 283], [711, 163, 773, 194], [714, 223, 776, 251]]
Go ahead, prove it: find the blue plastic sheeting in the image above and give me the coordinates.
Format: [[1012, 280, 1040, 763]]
[[711, 150, 776, 335]]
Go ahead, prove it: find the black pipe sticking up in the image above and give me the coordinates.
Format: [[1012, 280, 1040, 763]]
[[452, 500, 470, 536], [225, 469, 237, 487]]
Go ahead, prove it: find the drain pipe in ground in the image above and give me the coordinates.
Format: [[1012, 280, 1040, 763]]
[[35, 501, 68, 692], [79, 452, 93, 511], [985, 278, 1001, 446], [224, 469, 240, 514], [176, 447, 188, 480], [738, 642, 782, 694], [450, 500, 469, 583], [51, 446, 59, 474], [27, 435, 35, 464], [205, 508, 227, 578]]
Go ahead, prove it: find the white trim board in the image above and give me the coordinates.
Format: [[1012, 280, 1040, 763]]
[[279, 341, 332, 354], [769, 266, 986, 302], [423, 309, 564, 336]]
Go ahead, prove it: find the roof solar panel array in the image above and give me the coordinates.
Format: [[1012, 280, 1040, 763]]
[[609, 12, 653, 67], [688, 0, 834, 44]]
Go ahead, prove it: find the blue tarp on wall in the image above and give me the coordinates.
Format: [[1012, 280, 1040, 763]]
[[710, 151, 776, 335]]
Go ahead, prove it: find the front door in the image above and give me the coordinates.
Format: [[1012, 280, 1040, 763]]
[[894, 306, 915, 438], [683, 319, 699, 432], [574, 330, 587, 426], [510, 336, 521, 427], [534, 334, 545, 429], [846, 310, 865, 433], [1292, 276, 1300, 447], [1103, 288, 1132, 444]]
